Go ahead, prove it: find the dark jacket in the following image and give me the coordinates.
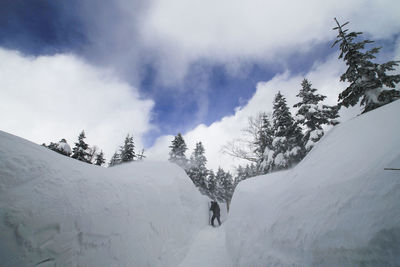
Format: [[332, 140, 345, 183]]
[[210, 201, 220, 215]]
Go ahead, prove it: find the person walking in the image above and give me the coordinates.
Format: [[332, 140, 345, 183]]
[[210, 201, 221, 227]]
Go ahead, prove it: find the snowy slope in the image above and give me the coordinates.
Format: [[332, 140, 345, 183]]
[[226, 100, 400, 266], [2, 101, 400, 267], [0, 131, 208, 267]]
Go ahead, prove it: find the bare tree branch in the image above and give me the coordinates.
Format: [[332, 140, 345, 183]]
[[222, 112, 271, 163], [221, 139, 257, 162]]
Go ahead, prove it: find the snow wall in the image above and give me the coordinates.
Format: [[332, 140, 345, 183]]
[[226, 100, 400, 266], [0, 131, 208, 267]]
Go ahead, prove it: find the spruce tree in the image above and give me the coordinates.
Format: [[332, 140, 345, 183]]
[[214, 167, 226, 203], [109, 151, 121, 167], [244, 164, 252, 178], [86, 146, 99, 164], [332, 18, 400, 113], [294, 79, 339, 152], [270, 92, 305, 171], [188, 142, 208, 193], [94, 150, 106, 166], [255, 114, 274, 174], [207, 170, 217, 200], [248, 163, 258, 178], [71, 131, 91, 163], [214, 167, 234, 209], [120, 134, 136, 163], [220, 170, 234, 212], [234, 165, 247, 188], [168, 133, 188, 169]]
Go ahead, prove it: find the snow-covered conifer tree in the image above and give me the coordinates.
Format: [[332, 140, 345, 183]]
[[71, 131, 91, 163], [255, 114, 274, 174], [168, 133, 188, 169], [244, 164, 252, 178], [250, 163, 259, 177], [120, 134, 136, 163], [207, 169, 217, 200], [234, 165, 247, 188], [220, 170, 234, 211], [294, 79, 339, 152], [270, 92, 305, 171], [214, 167, 226, 203], [86, 146, 99, 164], [94, 150, 106, 166], [108, 151, 121, 167], [332, 18, 400, 113], [187, 142, 208, 194]]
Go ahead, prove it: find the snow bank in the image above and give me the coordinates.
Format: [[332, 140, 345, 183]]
[[0, 131, 208, 267], [226, 100, 400, 266]]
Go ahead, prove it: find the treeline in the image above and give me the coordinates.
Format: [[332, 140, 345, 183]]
[[43, 131, 144, 167], [109, 135, 145, 166], [224, 78, 339, 175], [42, 131, 106, 165], [166, 77, 340, 208], [168, 134, 239, 209]]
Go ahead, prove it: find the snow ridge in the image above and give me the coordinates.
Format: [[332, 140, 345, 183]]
[[0, 132, 208, 267], [226, 100, 400, 266]]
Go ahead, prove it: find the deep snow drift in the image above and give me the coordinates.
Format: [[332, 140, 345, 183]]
[[1, 100, 400, 267], [0, 131, 209, 267], [226, 100, 400, 266]]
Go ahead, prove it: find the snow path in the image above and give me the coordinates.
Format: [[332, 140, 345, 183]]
[[179, 225, 232, 267]]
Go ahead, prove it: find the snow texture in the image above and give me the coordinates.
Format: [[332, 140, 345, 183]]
[[226, 100, 400, 266], [178, 225, 231, 267], [0, 131, 209, 267]]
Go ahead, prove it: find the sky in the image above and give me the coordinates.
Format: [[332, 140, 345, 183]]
[[1, 0, 400, 172]]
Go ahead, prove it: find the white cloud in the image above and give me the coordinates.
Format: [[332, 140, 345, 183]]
[[139, 0, 400, 84], [0, 48, 154, 161], [2, 0, 400, 170], [146, 54, 350, 172]]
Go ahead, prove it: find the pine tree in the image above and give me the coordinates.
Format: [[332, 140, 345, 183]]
[[109, 151, 121, 167], [207, 169, 217, 200], [187, 142, 208, 193], [208, 167, 237, 211], [244, 164, 252, 178], [234, 165, 247, 188], [120, 134, 136, 163], [294, 79, 339, 152], [270, 92, 305, 171], [332, 18, 400, 113], [247, 163, 258, 178], [168, 133, 188, 169], [86, 146, 99, 164], [71, 130, 91, 163], [214, 167, 226, 203], [94, 150, 106, 166], [255, 114, 274, 174], [220, 170, 234, 212]]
